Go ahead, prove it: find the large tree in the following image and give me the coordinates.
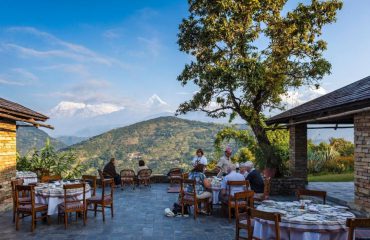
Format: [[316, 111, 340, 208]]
[[176, 0, 342, 172]]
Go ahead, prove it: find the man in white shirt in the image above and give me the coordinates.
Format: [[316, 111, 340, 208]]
[[192, 148, 208, 166], [219, 164, 246, 203], [216, 146, 234, 176]]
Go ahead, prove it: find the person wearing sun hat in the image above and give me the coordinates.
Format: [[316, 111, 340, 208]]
[[216, 146, 234, 177]]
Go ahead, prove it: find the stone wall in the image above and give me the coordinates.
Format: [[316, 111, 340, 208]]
[[270, 177, 306, 196], [289, 123, 308, 179], [354, 111, 370, 212], [0, 119, 16, 211]]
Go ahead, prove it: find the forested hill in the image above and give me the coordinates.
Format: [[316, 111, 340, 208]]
[[67, 116, 226, 174]]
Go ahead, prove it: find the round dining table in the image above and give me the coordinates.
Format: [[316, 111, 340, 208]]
[[253, 200, 355, 240], [34, 181, 91, 215]]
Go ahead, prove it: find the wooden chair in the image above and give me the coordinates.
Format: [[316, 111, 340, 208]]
[[86, 178, 114, 222], [235, 191, 255, 240], [168, 168, 183, 186], [58, 183, 86, 229], [11, 179, 30, 223], [247, 208, 281, 240], [346, 218, 370, 240], [180, 178, 211, 219], [297, 189, 326, 204], [15, 185, 49, 232], [40, 175, 62, 183], [120, 169, 136, 190], [222, 180, 250, 222], [182, 172, 189, 179], [137, 169, 152, 188], [254, 177, 271, 202], [82, 175, 97, 197]]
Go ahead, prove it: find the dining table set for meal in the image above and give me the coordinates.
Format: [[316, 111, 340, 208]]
[[208, 176, 222, 204], [34, 180, 91, 215], [254, 200, 355, 240], [16, 171, 38, 185]]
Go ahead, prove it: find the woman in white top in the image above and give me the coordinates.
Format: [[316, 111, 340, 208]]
[[192, 149, 207, 167]]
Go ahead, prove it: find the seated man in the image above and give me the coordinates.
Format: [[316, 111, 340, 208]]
[[103, 157, 121, 186], [219, 164, 246, 203], [239, 162, 249, 178], [245, 161, 264, 194]]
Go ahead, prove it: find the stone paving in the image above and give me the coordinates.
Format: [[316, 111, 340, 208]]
[[0, 184, 239, 240], [308, 182, 354, 206]]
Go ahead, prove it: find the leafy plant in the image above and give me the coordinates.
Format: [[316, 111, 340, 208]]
[[308, 144, 339, 174], [16, 139, 85, 179]]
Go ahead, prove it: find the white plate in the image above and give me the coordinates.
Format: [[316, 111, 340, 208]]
[[340, 212, 354, 217], [335, 206, 348, 210]]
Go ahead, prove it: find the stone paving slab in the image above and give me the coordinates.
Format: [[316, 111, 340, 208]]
[[0, 184, 236, 240], [308, 182, 354, 206]]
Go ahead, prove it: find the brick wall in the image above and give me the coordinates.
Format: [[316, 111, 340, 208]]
[[270, 177, 306, 196], [354, 111, 370, 212], [289, 123, 308, 180], [0, 119, 16, 211]]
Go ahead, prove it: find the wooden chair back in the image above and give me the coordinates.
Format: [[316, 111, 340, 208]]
[[63, 183, 86, 210], [11, 179, 24, 194], [248, 208, 281, 240], [101, 178, 114, 200], [297, 189, 326, 204], [227, 180, 250, 200], [138, 169, 152, 179], [15, 185, 34, 210], [82, 175, 97, 196], [41, 175, 62, 183], [182, 172, 189, 179], [120, 169, 135, 178], [181, 178, 197, 199], [168, 168, 182, 176], [346, 218, 370, 240], [234, 191, 255, 215]]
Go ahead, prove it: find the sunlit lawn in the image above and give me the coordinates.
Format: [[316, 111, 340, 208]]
[[308, 172, 354, 182]]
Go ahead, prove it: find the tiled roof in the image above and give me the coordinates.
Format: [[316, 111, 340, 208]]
[[0, 97, 48, 121], [266, 76, 370, 124]]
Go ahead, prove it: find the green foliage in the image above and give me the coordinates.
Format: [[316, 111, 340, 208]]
[[16, 139, 85, 179], [176, 0, 342, 169], [329, 137, 354, 156], [232, 147, 255, 164]]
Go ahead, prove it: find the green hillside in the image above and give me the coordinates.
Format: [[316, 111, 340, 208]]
[[67, 116, 225, 174], [17, 126, 66, 156]]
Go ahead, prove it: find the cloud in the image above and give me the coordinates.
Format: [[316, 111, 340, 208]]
[[11, 68, 38, 81], [0, 77, 25, 86], [38, 64, 90, 77], [4, 27, 130, 68], [0, 68, 39, 86], [103, 28, 122, 39], [281, 86, 328, 108]]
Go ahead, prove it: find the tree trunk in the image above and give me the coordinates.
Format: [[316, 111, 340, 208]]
[[247, 117, 282, 176]]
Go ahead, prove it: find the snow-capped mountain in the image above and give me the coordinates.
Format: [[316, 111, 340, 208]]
[[50, 101, 124, 118]]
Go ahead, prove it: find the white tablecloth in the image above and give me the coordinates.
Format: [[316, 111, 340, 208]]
[[254, 201, 355, 240], [35, 182, 91, 215], [16, 171, 38, 185]]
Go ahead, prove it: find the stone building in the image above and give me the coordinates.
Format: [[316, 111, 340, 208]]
[[266, 76, 370, 212], [0, 98, 51, 211]]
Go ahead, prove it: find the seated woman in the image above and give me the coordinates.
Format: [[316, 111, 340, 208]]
[[186, 164, 212, 214], [137, 160, 149, 173], [103, 157, 121, 186]]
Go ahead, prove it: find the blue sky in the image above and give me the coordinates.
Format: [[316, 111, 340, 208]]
[[0, 0, 370, 136]]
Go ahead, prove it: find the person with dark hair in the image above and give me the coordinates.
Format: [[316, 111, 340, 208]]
[[187, 164, 212, 214], [137, 159, 149, 173], [103, 157, 121, 186], [192, 148, 208, 167]]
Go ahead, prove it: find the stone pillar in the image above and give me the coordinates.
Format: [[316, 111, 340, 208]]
[[289, 123, 308, 180], [0, 119, 16, 212], [354, 111, 370, 211]]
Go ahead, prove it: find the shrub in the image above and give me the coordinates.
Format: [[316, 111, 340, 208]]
[[308, 145, 339, 174], [16, 139, 86, 179]]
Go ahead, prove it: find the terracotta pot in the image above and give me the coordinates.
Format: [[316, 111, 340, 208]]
[[263, 168, 276, 178]]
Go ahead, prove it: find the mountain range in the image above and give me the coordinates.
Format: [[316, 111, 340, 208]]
[[65, 116, 226, 175]]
